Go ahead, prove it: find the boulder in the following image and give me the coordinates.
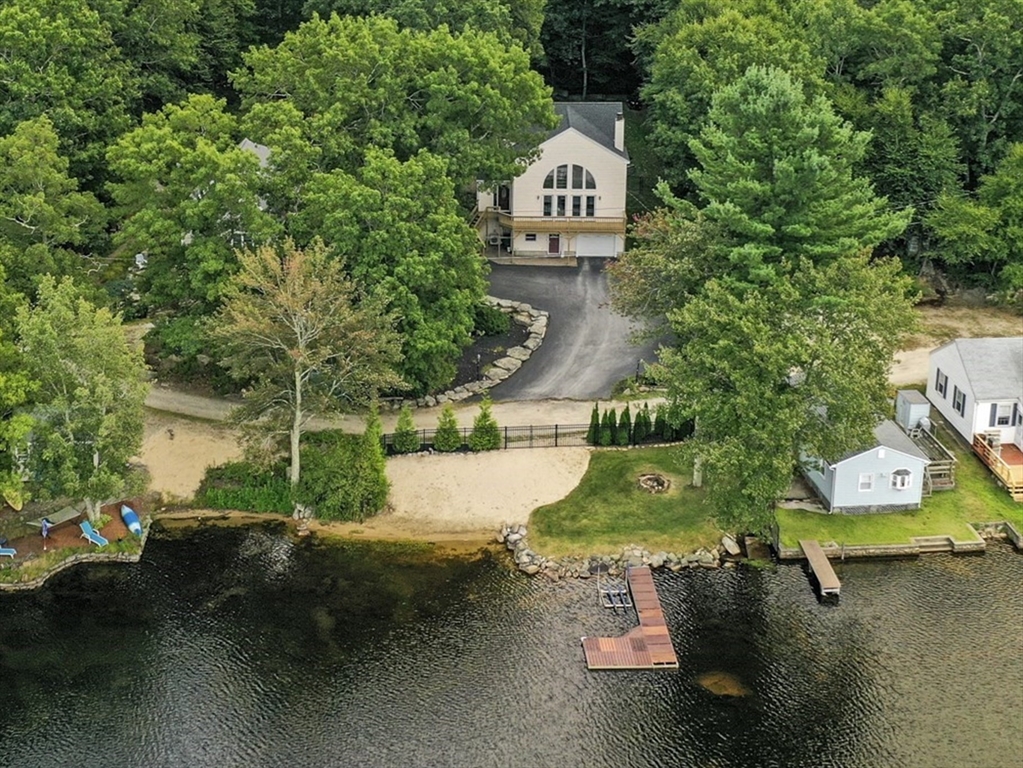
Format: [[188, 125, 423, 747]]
[[492, 357, 522, 373], [506, 346, 531, 361], [485, 367, 511, 381], [424, 395, 437, 407], [721, 535, 742, 557], [521, 563, 541, 575], [523, 336, 542, 351]]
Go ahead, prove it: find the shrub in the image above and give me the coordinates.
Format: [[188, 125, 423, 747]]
[[654, 405, 668, 440], [597, 411, 609, 447], [633, 403, 650, 443], [469, 398, 502, 451], [433, 404, 463, 452], [295, 422, 389, 523], [607, 407, 618, 445], [586, 402, 600, 445], [393, 404, 421, 454], [196, 461, 293, 513], [474, 303, 511, 336], [616, 404, 632, 446]]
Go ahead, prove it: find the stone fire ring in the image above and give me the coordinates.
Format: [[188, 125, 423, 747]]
[[638, 473, 670, 493]]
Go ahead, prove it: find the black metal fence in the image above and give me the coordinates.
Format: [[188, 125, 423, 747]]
[[383, 423, 591, 452]]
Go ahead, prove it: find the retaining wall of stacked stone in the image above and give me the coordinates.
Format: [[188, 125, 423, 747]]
[[497, 524, 745, 580], [386, 296, 548, 410]]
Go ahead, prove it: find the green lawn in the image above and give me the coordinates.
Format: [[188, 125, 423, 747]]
[[528, 447, 722, 557], [777, 429, 1023, 547]]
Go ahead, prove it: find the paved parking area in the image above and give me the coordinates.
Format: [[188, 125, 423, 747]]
[[486, 259, 664, 401]]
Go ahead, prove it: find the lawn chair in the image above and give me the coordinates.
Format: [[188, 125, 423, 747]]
[[79, 521, 109, 547], [0, 547, 15, 558]]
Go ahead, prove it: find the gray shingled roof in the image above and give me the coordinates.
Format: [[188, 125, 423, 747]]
[[833, 419, 929, 463], [940, 337, 1023, 401], [550, 102, 628, 159]]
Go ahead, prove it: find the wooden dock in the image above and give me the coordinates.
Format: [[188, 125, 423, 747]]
[[799, 539, 841, 596], [582, 566, 679, 670]]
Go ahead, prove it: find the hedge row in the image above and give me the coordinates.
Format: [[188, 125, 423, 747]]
[[585, 402, 693, 446]]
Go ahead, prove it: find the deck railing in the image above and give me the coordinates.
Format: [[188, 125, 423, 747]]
[[972, 434, 1023, 501]]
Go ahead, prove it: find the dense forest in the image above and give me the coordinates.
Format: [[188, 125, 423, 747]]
[[0, 0, 1019, 523]]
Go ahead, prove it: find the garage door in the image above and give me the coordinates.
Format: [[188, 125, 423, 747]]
[[575, 233, 617, 257]]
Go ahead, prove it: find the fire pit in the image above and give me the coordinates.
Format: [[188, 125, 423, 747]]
[[638, 473, 671, 493]]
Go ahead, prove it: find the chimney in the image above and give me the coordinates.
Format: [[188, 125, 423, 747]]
[[614, 110, 624, 151]]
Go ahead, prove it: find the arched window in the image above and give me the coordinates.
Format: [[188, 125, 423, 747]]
[[543, 164, 598, 217], [543, 164, 596, 190]]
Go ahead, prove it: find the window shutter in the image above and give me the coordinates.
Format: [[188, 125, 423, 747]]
[[990, 403, 998, 427], [1013, 402, 1020, 426]]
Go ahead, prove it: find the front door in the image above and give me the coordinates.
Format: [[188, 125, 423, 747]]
[[547, 233, 560, 255]]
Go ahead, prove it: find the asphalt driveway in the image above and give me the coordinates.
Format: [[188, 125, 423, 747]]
[[486, 259, 664, 401]]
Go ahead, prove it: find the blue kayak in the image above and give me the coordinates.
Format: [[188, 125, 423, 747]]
[[120, 505, 143, 536]]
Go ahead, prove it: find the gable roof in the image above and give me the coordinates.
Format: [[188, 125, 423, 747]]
[[548, 102, 628, 160], [834, 420, 929, 465], [934, 337, 1023, 401]]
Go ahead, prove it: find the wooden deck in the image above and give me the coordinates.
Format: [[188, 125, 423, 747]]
[[582, 566, 679, 670], [973, 435, 1023, 502], [799, 539, 841, 596]]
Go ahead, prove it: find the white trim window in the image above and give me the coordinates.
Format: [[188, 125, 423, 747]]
[[935, 369, 948, 398], [858, 473, 874, 492], [952, 386, 966, 417], [996, 403, 1012, 426], [891, 469, 912, 490]]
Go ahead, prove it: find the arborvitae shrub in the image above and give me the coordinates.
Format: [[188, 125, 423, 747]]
[[654, 405, 668, 440], [616, 404, 632, 446], [433, 404, 463, 452], [607, 407, 618, 445], [469, 397, 502, 451], [393, 404, 421, 454], [586, 402, 600, 445], [599, 409, 614, 446], [633, 403, 650, 443]]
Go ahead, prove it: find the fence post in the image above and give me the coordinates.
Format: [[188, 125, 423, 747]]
[[555, 424, 559, 447], [504, 426, 508, 449], [529, 425, 533, 448]]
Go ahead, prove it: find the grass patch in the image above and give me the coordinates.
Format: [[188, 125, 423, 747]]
[[777, 428, 1023, 547], [529, 447, 722, 557]]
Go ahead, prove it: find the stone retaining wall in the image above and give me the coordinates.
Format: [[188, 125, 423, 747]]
[[386, 296, 548, 410], [498, 524, 743, 579], [0, 521, 152, 592]]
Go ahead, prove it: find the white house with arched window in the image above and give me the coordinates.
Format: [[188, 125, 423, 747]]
[[475, 102, 629, 258]]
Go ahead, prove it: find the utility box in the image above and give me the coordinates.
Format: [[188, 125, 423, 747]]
[[895, 389, 931, 432]]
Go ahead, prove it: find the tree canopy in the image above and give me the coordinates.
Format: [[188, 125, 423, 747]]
[[211, 240, 403, 486], [612, 67, 916, 531], [15, 276, 148, 521], [233, 13, 557, 189]]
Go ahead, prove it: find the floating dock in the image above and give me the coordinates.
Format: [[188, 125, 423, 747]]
[[799, 539, 841, 596], [582, 566, 679, 670]]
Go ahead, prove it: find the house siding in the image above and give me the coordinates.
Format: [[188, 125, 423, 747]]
[[928, 343, 1023, 447], [927, 344, 974, 444], [830, 449, 927, 511], [476, 127, 628, 256]]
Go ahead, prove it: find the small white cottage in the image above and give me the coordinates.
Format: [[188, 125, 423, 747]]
[[803, 421, 930, 514], [475, 102, 629, 258]]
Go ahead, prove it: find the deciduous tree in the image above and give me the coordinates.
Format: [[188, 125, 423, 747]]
[[211, 239, 403, 486], [233, 13, 557, 189], [16, 276, 149, 522]]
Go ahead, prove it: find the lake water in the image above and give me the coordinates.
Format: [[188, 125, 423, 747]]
[[1, 522, 1020, 768]]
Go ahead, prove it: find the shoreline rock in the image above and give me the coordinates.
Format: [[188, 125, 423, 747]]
[[497, 524, 746, 579]]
